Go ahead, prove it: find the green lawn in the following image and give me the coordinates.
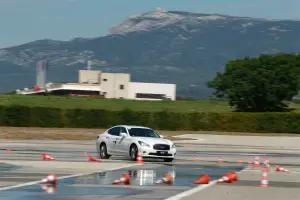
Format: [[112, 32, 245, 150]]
[[0, 94, 233, 112], [1, 94, 300, 112]]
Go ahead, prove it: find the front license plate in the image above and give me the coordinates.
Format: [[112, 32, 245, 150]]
[[158, 151, 167, 155]]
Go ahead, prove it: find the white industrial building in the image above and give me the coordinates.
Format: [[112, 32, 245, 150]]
[[16, 69, 176, 101]]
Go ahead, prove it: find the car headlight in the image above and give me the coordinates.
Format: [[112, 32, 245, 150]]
[[138, 141, 150, 147], [172, 143, 176, 148]]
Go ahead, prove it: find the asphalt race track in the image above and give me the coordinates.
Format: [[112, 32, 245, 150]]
[[0, 134, 300, 200]]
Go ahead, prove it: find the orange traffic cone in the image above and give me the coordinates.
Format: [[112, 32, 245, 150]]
[[40, 174, 57, 185], [254, 155, 260, 168], [136, 153, 143, 164], [275, 165, 290, 173], [88, 156, 102, 162], [230, 172, 238, 182], [193, 174, 210, 184], [155, 173, 174, 185], [260, 167, 269, 187], [217, 173, 234, 183], [40, 184, 57, 194], [42, 154, 55, 161], [112, 174, 131, 185]]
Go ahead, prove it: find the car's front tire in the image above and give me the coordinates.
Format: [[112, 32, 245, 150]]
[[164, 158, 173, 162], [129, 144, 138, 161], [99, 143, 111, 159]]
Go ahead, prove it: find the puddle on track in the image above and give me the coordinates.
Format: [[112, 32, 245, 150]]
[[0, 163, 21, 172], [0, 164, 245, 200]]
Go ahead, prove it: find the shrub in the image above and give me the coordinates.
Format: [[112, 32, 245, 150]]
[[0, 105, 300, 133]]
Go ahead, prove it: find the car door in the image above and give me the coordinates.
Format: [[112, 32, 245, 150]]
[[106, 126, 121, 153], [115, 127, 131, 155]]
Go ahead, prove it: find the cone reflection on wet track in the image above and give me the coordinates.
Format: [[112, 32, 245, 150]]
[[40, 184, 57, 194], [155, 173, 174, 185], [112, 174, 131, 185], [193, 174, 210, 184]]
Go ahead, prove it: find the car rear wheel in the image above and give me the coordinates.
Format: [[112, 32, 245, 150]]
[[130, 144, 138, 161], [99, 143, 111, 159], [164, 158, 173, 162]]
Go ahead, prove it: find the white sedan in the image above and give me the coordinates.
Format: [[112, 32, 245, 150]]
[[96, 125, 176, 162]]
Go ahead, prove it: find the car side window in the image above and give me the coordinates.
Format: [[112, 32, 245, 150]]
[[108, 127, 120, 136], [120, 127, 127, 134]]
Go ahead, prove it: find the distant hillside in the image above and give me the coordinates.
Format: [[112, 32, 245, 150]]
[[0, 9, 300, 98]]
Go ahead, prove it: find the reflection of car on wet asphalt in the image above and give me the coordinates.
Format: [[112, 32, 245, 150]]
[[96, 125, 177, 162]]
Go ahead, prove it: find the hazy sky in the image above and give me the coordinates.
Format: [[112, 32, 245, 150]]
[[0, 0, 299, 48]]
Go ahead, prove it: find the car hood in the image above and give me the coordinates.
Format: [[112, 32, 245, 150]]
[[137, 137, 173, 146]]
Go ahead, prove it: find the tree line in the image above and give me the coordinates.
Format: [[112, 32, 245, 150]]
[[208, 53, 300, 112]]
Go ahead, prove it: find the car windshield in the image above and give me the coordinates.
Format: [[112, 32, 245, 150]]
[[128, 128, 161, 138]]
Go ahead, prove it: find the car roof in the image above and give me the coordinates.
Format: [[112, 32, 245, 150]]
[[118, 125, 151, 129]]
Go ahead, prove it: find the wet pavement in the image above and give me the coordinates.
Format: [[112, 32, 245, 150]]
[[0, 163, 245, 200]]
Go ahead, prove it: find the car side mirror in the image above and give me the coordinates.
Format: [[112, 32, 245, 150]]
[[120, 132, 127, 137]]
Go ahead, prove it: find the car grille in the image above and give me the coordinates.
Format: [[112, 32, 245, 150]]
[[153, 144, 170, 150], [149, 152, 172, 156]]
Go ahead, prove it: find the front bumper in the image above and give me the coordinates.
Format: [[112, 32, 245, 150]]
[[139, 147, 176, 158]]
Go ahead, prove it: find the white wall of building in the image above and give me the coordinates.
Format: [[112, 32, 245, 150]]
[[128, 82, 176, 100], [101, 73, 130, 99], [79, 70, 101, 84]]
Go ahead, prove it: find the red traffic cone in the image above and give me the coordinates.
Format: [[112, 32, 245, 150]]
[[136, 153, 144, 164], [217, 173, 233, 183], [112, 174, 130, 185], [40, 174, 57, 185], [42, 154, 55, 161], [217, 158, 222, 164], [275, 165, 290, 173], [230, 172, 238, 182], [155, 173, 174, 185], [193, 174, 210, 184], [237, 160, 243, 165], [260, 167, 269, 187], [88, 156, 102, 162], [254, 155, 260, 168]]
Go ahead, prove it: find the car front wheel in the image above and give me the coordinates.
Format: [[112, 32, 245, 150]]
[[99, 143, 111, 159], [130, 144, 138, 161], [164, 158, 173, 162]]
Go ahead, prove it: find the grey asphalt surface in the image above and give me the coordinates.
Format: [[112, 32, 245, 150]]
[[0, 135, 300, 200]]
